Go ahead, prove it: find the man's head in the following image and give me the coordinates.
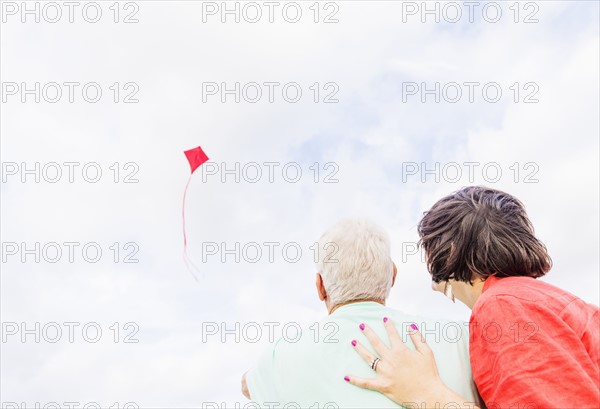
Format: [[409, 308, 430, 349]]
[[315, 218, 397, 312], [418, 186, 552, 284]]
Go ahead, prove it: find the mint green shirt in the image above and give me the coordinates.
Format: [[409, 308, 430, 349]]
[[246, 302, 475, 408]]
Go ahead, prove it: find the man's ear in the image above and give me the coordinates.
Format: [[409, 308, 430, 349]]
[[316, 273, 327, 301], [391, 262, 397, 287]]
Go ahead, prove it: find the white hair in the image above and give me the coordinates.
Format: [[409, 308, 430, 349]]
[[315, 218, 394, 307]]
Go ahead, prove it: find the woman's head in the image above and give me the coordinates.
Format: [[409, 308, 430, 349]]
[[418, 186, 552, 284], [316, 218, 395, 308]]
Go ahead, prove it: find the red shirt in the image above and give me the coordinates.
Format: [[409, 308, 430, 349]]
[[470, 276, 600, 409]]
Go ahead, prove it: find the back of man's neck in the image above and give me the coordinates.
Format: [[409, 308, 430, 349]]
[[328, 299, 385, 315]]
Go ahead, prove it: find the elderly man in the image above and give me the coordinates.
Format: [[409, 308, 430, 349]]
[[241, 218, 476, 407]]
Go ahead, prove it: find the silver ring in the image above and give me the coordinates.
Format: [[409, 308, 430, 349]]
[[371, 357, 381, 371]]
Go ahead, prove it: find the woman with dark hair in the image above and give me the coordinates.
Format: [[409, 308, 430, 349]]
[[345, 186, 600, 409]]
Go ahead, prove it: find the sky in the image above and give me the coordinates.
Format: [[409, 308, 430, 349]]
[[1, 0, 599, 407]]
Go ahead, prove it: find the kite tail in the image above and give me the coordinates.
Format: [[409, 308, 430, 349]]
[[182, 174, 201, 282]]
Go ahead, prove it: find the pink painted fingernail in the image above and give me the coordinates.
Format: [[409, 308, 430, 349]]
[[410, 323, 418, 331], [351, 340, 357, 347], [383, 317, 388, 323], [359, 323, 365, 331], [344, 376, 350, 382]]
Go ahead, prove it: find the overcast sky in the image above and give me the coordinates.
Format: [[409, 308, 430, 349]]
[[1, 1, 599, 407]]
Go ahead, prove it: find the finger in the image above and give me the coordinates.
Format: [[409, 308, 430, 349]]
[[351, 339, 378, 366], [359, 323, 390, 358], [408, 323, 431, 355], [382, 316, 404, 349], [343, 374, 383, 392]]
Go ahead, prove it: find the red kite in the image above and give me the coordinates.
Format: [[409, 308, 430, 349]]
[[184, 146, 209, 173], [183, 146, 209, 281]]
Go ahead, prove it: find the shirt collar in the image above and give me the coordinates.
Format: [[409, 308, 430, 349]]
[[330, 301, 386, 316], [482, 275, 501, 293]]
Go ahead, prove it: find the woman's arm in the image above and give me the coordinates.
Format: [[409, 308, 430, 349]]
[[346, 318, 479, 409]]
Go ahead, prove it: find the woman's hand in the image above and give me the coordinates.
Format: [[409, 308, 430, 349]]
[[346, 318, 476, 408]]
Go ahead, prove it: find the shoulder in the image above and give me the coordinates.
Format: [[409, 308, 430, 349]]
[[473, 277, 578, 318], [265, 315, 341, 357], [469, 280, 592, 347], [484, 276, 572, 298]]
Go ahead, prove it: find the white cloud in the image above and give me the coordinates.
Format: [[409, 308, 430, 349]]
[[1, 0, 598, 405]]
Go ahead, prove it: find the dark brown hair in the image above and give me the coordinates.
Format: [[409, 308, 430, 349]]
[[418, 186, 552, 283]]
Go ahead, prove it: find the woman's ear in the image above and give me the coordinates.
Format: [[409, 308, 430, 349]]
[[391, 262, 398, 287]]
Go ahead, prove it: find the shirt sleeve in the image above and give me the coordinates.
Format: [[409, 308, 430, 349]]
[[470, 295, 600, 409], [245, 338, 282, 401]]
